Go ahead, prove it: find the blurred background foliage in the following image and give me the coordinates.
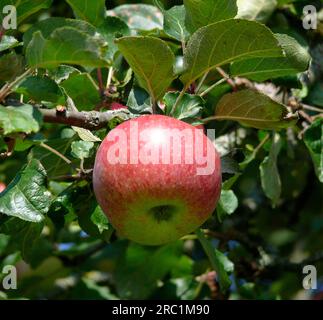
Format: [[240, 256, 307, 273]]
[[0, 0, 322, 300]]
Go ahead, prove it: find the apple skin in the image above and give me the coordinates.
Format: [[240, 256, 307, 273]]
[[0, 182, 6, 193], [93, 115, 222, 245]]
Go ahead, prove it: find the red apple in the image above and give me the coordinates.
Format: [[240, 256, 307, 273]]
[[0, 182, 6, 193], [93, 115, 221, 245]]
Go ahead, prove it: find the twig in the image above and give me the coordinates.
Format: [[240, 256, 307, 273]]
[[106, 67, 114, 89], [196, 71, 209, 93], [171, 86, 187, 114], [97, 68, 104, 97], [200, 78, 226, 97], [216, 67, 237, 91], [39, 142, 72, 165], [0, 68, 33, 101], [301, 103, 323, 113], [39, 107, 132, 130]]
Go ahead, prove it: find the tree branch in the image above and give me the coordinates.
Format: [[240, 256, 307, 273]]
[[39, 107, 132, 130]]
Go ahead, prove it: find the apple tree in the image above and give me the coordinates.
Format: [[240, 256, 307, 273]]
[[0, 0, 323, 300]]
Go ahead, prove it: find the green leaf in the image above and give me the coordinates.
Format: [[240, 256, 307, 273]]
[[231, 33, 311, 81], [0, 0, 52, 25], [60, 73, 100, 111], [71, 141, 94, 160], [65, 0, 106, 26], [0, 159, 51, 222], [181, 19, 283, 85], [237, 0, 277, 23], [25, 18, 109, 68], [218, 190, 239, 215], [98, 16, 130, 61], [90, 206, 111, 235], [47, 65, 80, 83], [115, 242, 181, 299], [0, 36, 21, 52], [68, 278, 118, 300], [0, 104, 43, 135], [195, 229, 232, 292], [30, 138, 75, 177], [107, 4, 163, 31], [163, 5, 190, 43], [72, 127, 101, 142], [0, 52, 24, 82], [0, 218, 44, 262], [15, 76, 65, 104], [23, 18, 99, 48], [116, 36, 175, 102], [164, 92, 204, 124], [214, 89, 297, 130], [127, 87, 152, 114], [304, 119, 323, 183], [260, 133, 283, 205], [184, 0, 238, 32]]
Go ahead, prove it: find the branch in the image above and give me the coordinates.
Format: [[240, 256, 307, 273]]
[[39, 107, 133, 130]]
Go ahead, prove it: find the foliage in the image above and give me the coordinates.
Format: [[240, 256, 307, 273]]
[[0, 0, 322, 300]]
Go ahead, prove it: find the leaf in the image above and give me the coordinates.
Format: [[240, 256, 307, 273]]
[[65, 0, 106, 27], [15, 76, 65, 104], [25, 19, 108, 68], [0, 35, 21, 52], [71, 141, 94, 160], [116, 36, 175, 102], [30, 138, 75, 177], [214, 89, 297, 130], [0, 218, 44, 262], [0, 159, 51, 222], [47, 65, 80, 83], [72, 127, 101, 142], [60, 73, 100, 111], [181, 19, 283, 85], [0, 104, 43, 135], [23, 18, 99, 48], [164, 92, 204, 124], [107, 4, 163, 31], [231, 33, 311, 81], [69, 278, 118, 300], [0, 52, 24, 81], [260, 133, 283, 205], [237, 0, 277, 23], [50, 182, 112, 241], [98, 16, 130, 61], [304, 119, 323, 183], [195, 229, 232, 292], [0, 0, 52, 25], [163, 5, 190, 43], [127, 87, 152, 114], [218, 190, 239, 215], [184, 0, 238, 32], [115, 242, 181, 299], [90, 206, 110, 235]]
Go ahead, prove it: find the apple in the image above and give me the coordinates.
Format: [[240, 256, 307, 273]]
[[93, 115, 221, 245], [0, 182, 6, 193]]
